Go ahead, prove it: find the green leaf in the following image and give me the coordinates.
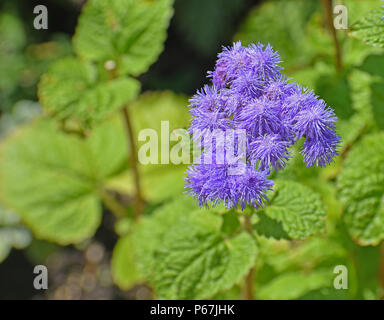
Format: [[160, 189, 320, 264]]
[[0, 120, 101, 244], [335, 69, 375, 148], [315, 72, 353, 120], [86, 115, 128, 178], [212, 285, 241, 300], [221, 211, 241, 236], [264, 237, 347, 273], [354, 245, 381, 299], [152, 214, 257, 299], [38, 57, 140, 126], [132, 196, 198, 278], [130, 91, 189, 133], [106, 164, 186, 202], [337, 112, 368, 153], [0, 11, 26, 53], [344, 0, 384, 24], [370, 81, 384, 130], [0, 117, 128, 244], [73, 0, 174, 76], [132, 197, 257, 299], [262, 180, 326, 239], [111, 234, 143, 290], [255, 234, 352, 299], [338, 134, 384, 245], [258, 269, 332, 300], [350, 9, 384, 48], [359, 54, 384, 78], [253, 211, 290, 240]]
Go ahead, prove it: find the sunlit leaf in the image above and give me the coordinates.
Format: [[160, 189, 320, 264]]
[[73, 0, 174, 76]]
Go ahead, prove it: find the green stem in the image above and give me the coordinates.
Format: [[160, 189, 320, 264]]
[[106, 65, 143, 219], [100, 189, 127, 219], [321, 0, 343, 72], [242, 214, 254, 300], [121, 106, 143, 220]]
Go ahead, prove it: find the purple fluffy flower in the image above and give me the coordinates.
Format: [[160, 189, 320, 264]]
[[189, 85, 221, 112], [231, 70, 263, 99], [233, 166, 273, 210], [185, 164, 229, 207], [189, 109, 231, 133], [282, 85, 318, 118], [294, 100, 337, 141], [263, 75, 295, 102], [208, 41, 250, 89], [249, 134, 291, 171], [302, 134, 340, 167], [220, 90, 244, 115], [247, 43, 282, 79], [186, 41, 340, 210], [237, 96, 281, 137], [185, 164, 273, 209]]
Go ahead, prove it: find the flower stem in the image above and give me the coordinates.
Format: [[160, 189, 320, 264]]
[[321, 0, 343, 72], [242, 214, 254, 300], [121, 106, 143, 220], [105, 66, 143, 219]]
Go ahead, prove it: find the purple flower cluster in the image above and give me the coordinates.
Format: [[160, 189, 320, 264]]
[[186, 42, 340, 210]]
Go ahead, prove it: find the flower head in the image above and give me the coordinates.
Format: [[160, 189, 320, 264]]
[[232, 166, 273, 210], [237, 96, 281, 137], [302, 133, 340, 167], [189, 85, 221, 112], [189, 109, 231, 133], [249, 134, 291, 171], [282, 85, 318, 118], [231, 70, 263, 99], [185, 164, 273, 209], [208, 41, 250, 89], [263, 75, 295, 102], [294, 100, 338, 141], [186, 42, 340, 210], [247, 43, 282, 79]]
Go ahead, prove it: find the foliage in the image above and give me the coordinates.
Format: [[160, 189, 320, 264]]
[[0, 119, 121, 244], [350, 9, 384, 48], [257, 180, 326, 240], [73, 0, 174, 77], [38, 57, 140, 126], [0, 0, 384, 301], [338, 134, 384, 245]]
